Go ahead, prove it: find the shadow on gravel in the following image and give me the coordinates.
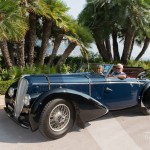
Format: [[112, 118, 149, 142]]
[[0, 109, 50, 143], [0, 108, 82, 144], [94, 106, 144, 122], [0, 106, 144, 143]]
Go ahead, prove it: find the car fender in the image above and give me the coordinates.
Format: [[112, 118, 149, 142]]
[[140, 82, 150, 107], [29, 88, 108, 131]]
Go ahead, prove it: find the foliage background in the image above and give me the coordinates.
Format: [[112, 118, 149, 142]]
[[0, 55, 150, 95]]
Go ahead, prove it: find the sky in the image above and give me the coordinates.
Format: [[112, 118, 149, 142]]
[[61, 0, 150, 60], [62, 0, 86, 19]]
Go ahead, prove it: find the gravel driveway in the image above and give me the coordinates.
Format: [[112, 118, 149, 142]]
[[0, 95, 150, 150]]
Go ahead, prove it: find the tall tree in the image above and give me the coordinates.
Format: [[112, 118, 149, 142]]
[[121, 28, 136, 64], [135, 37, 150, 61], [56, 41, 77, 67], [78, 0, 150, 63], [38, 18, 53, 65], [0, 0, 28, 68], [27, 12, 37, 66], [38, 0, 69, 65], [112, 31, 120, 61], [47, 14, 76, 66], [18, 0, 52, 66], [48, 34, 64, 66], [16, 40, 25, 67], [56, 22, 94, 67], [0, 41, 13, 68]]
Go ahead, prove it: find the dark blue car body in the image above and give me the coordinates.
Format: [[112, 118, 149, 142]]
[[4, 64, 150, 139]]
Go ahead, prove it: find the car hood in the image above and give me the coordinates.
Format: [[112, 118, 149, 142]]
[[23, 73, 92, 84]]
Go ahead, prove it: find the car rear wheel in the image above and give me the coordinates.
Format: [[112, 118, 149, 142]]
[[139, 101, 150, 115], [39, 98, 75, 139], [139, 88, 150, 115]]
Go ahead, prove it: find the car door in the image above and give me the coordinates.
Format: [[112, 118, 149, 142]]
[[89, 75, 106, 102], [102, 77, 141, 110]]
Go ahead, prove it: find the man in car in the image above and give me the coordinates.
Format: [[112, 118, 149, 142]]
[[95, 65, 104, 75], [111, 63, 127, 79]]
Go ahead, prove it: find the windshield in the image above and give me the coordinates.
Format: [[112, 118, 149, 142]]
[[77, 63, 114, 77]]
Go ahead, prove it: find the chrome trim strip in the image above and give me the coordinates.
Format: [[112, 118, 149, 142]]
[[84, 75, 92, 96], [32, 81, 144, 85]]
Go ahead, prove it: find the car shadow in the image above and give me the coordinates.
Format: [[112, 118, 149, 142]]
[[0, 108, 51, 143], [92, 105, 143, 122], [0, 106, 144, 143], [72, 106, 143, 131], [0, 108, 84, 143]]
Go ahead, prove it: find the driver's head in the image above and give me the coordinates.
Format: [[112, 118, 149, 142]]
[[115, 63, 123, 73], [96, 65, 103, 74]]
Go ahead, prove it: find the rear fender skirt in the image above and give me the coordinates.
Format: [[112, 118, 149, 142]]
[[140, 82, 150, 107], [29, 88, 108, 131]]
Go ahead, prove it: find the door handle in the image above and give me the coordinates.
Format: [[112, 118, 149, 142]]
[[105, 87, 113, 92]]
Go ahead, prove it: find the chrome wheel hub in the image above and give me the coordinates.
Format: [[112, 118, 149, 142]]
[[49, 104, 70, 131]]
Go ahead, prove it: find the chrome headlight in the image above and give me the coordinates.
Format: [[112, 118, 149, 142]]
[[23, 94, 31, 106], [8, 87, 15, 97]]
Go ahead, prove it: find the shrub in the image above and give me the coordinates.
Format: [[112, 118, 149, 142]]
[[0, 65, 58, 81], [0, 80, 15, 95]]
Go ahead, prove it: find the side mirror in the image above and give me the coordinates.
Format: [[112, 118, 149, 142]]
[[137, 71, 148, 79]]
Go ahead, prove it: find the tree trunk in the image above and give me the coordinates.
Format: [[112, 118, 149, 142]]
[[128, 38, 135, 60], [7, 42, 15, 65], [16, 40, 25, 67], [93, 30, 111, 62], [135, 37, 150, 61], [105, 37, 113, 61], [38, 18, 52, 65], [95, 41, 106, 61], [112, 31, 120, 61], [121, 29, 135, 64], [25, 31, 30, 61], [48, 34, 63, 66], [0, 41, 13, 68], [56, 42, 77, 67], [27, 12, 37, 66], [95, 39, 111, 62]]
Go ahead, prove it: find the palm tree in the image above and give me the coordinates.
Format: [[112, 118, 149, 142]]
[[38, 17, 53, 65], [26, 12, 37, 66], [112, 30, 120, 61], [48, 34, 64, 66], [135, 37, 150, 61], [16, 40, 25, 67], [0, 0, 28, 68], [56, 22, 94, 67], [121, 28, 136, 64], [18, 0, 52, 66], [38, 0, 69, 65], [48, 15, 78, 66], [0, 41, 13, 68], [56, 41, 77, 67], [78, 0, 150, 63]]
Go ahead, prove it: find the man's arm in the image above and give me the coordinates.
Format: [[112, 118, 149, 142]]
[[110, 72, 127, 79], [115, 74, 127, 79]]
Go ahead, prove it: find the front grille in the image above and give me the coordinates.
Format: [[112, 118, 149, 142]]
[[14, 78, 28, 119]]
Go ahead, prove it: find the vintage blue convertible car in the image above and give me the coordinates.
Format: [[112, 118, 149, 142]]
[[4, 64, 150, 139]]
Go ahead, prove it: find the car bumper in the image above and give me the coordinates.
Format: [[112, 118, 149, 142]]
[[4, 106, 30, 129]]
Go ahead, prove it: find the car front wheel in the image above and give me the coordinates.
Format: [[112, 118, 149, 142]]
[[39, 98, 75, 140]]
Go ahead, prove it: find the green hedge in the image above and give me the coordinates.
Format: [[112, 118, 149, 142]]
[[0, 80, 15, 95]]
